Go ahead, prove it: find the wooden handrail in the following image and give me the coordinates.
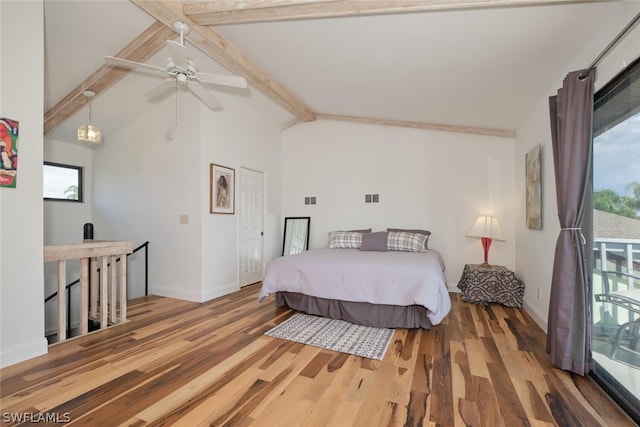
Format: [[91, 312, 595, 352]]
[[44, 240, 133, 342], [44, 240, 133, 261]]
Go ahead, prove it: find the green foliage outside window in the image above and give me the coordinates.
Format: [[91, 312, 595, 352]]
[[594, 182, 640, 219]]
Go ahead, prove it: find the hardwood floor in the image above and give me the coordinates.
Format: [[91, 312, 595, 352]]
[[0, 284, 634, 426]]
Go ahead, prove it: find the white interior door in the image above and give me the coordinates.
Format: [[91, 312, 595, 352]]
[[239, 167, 264, 286]]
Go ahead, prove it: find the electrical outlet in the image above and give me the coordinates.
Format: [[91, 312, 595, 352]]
[[537, 287, 541, 299]]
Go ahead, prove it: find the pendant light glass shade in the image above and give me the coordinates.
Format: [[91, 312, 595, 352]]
[[78, 90, 102, 146]]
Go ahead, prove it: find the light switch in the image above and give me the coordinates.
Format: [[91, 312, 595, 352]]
[[179, 214, 189, 224]]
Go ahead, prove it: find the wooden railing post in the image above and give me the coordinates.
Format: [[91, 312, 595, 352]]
[[100, 255, 108, 329], [90, 257, 98, 320], [57, 260, 66, 341], [120, 255, 128, 322], [110, 255, 117, 323], [79, 258, 89, 336]]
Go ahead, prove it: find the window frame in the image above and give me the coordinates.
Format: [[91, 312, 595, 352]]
[[588, 55, 640, 426], [43, 161, 84, 203]]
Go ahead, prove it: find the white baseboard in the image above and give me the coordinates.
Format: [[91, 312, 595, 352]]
[[0, 337, 48, 368], [523, 298, 548, 332], [151, 286, 204, 302], [151, 283, 239, 303], [202, 283, 240, 302], [45, 320, 82, 338]]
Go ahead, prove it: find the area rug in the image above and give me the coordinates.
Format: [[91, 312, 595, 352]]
[[265, 313, 394, 360]]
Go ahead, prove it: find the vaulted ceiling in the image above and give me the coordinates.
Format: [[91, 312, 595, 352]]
[[44, 0, 636, 143]]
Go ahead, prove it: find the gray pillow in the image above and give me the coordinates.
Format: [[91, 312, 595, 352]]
[[386, 228, 431, 249], [350, 228, 372, 233], [359, 231, 388, 251]]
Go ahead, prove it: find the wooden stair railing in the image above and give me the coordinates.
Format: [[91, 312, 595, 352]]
[[44, 240, 133, 342]]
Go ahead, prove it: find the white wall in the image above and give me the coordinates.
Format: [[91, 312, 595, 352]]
[[0, 1, 48, 367], [91, 85, 282, 303], [91, 90, 203, 301], [200, 96, 282, 300], [43, 141, 93, 246], [515, 2, 640, 329], [281, 120, 516, 287], [43, 140, 93, 334]]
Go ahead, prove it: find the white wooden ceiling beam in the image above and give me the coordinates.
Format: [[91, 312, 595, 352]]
[[183, 0, 614, 25], [131, 0, 315, 122], [44, 21, 175, 135], [188, 0, 341, 13], [315, 113, 516, 138]]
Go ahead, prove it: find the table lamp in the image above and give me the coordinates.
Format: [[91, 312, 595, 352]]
[[466, 215, 505, 266]]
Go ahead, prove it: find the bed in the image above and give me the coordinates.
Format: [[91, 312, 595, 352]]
[[259, 230, 451, 329]]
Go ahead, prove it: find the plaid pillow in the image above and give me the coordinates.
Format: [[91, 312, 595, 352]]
[[387, 231, 428, 252], [387, 228, 430, 249], [328, 231, 363, 249]]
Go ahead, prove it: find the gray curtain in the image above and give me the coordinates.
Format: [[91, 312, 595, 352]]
[[547, 69, 594, 375]]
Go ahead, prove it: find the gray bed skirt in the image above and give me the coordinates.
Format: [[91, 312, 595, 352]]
[[275, 292, 432, 329]]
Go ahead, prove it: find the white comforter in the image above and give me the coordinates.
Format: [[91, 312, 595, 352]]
[[259, 248, 451, 325]]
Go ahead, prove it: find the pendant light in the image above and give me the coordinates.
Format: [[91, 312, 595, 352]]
[[77, 90, 102, 146]]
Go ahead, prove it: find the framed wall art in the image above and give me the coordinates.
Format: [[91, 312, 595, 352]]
[[210, 163, 235, 214], [1, 117, 19, 188], [526, 144, 542, 230]]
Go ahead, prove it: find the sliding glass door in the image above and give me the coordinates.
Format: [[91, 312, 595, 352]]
[[591, 57, 640, 422]]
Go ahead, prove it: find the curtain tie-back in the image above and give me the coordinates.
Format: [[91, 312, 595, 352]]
[[560, 228, 586, 244]]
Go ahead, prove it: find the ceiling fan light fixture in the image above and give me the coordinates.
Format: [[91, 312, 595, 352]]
[[102, 23, 247, 113], [77, 90, 102, 147]]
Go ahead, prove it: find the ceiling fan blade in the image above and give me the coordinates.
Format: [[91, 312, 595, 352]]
[[144, 79, 176, 99], [195, 72, 247, 89], [188, 81, 223, 112], [104, 56, 166, 74], [166, 40, 188, 69]]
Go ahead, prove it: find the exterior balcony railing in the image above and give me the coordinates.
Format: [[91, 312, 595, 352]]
[[592, 237, 640, 359]]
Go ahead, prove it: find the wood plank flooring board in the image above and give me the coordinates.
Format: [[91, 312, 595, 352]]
[[298, 356, 362, 426], [457, 397, 482, 427], [451, 341, 470, 427], [257, 339, 299, 371], [464, 338, 491, 379], [486, 361, 533, 426], [427, 326, 455, 426], [244, 368, 314, 426], [255, 342, 316, 383], [510, 378, 555, 424], [141, 346, 279, 425], [183, 368, 284, 426], [246, 345, 324, 417], [0, 284, 635, 426], [354, 361, 406, 426], [459, 304, 480, 341], [474, 375, 505, 427], [484, 304, 506, 335], [405, 390, 429, 426]]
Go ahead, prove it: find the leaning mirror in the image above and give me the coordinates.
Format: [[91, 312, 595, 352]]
[[282, 217, 310, 256]]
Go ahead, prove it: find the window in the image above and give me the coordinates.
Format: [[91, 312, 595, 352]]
[[591, 56, 640, 424], [43, 162, 83, 202]]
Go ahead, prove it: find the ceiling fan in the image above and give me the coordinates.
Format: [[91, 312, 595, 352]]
[[104, 21, 247, 112]]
